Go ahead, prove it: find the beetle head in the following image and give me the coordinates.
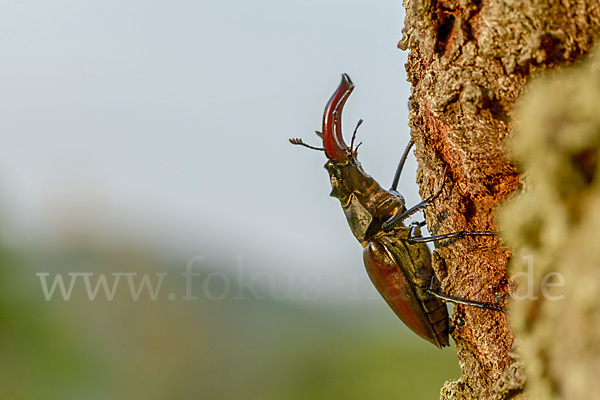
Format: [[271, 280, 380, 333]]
[[325, 158, 406, 244], [319, 74, 406, 244], [290, 74, 407, 244], [325, 159, 372, 243]]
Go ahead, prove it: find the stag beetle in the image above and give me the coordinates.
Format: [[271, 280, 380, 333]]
[[290, 74, 505, 348]]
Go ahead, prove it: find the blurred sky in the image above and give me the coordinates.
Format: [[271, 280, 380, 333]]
[[0, 0, 421, 291]]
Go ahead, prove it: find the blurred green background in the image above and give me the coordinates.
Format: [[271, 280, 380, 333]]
[[0, 243, 459, 399], [0, 1, 460, 398]]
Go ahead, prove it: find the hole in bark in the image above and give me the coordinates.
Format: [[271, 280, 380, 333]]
[[435, 13, 455, 55]]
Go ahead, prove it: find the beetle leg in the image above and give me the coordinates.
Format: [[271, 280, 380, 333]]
[[382, 166, 448, 231], [427, 287, 509, 314], [448, 323, 456, 335], [448, 316, 465, 334], [390, 139, 415, 192], [405, 220, 496, 244], [425, 277, 508, 314]]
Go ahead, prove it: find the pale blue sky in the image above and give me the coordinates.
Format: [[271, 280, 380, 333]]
[[0, 0, 421, 290]]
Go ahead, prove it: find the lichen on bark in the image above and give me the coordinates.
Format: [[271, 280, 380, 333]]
[[500, 48, 600, 400], [399, 0, 600, 398]]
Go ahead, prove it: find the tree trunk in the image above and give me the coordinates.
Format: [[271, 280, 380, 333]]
[[399, 0, 600, 398]]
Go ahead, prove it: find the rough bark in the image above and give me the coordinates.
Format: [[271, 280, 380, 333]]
[[398, 0, 600, 398]]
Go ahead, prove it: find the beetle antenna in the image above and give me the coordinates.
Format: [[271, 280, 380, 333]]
[[390, 139, 415, 191], [289, 138, 325, 151]]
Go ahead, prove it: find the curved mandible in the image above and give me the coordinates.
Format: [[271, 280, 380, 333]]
[[322, 73, 354, 161]]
